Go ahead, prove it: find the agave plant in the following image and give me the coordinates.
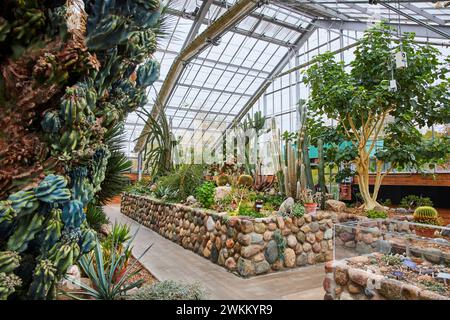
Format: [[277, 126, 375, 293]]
[[64, 232, 152, 300]]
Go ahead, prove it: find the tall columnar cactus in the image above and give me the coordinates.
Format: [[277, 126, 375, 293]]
[[0, 0, 163, 299], [318, 139, 326, 210]]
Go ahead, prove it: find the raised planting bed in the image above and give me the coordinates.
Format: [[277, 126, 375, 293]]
[[323, 253, 450, 300], [121, 193, 334, 277]]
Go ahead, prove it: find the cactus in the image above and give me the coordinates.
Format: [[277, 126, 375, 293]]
[[216, 174, 231, 186], [0, 273, 22, 300], [0, 0, 164, 300], [0, 251, 21, 274], [238, 174, 254, 188], [28, 259, 57, 300], [413, 206, 440, 225], [7, 213, 45, 253], [318, 139, 326, 210]]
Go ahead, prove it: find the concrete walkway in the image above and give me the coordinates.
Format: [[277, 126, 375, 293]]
[[105, 205, 326, 300]]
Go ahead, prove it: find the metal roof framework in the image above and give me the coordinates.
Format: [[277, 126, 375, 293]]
[[124, 0, 450, 157]]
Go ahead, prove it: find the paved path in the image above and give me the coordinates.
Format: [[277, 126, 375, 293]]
[[105, 205, 326, 300]]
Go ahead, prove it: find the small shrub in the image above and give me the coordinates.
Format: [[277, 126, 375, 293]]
[[381, 254, 403, 266], [85, 203, 109, 232], [400, 195, 433, 210], [128, 280, 207, 300], [237, 202, 265, 218], [157, 164, 204, 200], [126, 180, 152, 195], [195, 182, 216, 209], [419, 280, 446, 294], [366, 210, 387, 219], [263, 194, 284, 209], [291, 203, 305, 218]]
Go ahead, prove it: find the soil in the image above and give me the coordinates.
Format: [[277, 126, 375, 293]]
[[347, 253, 450, 298], [125, 255, 156, 286]]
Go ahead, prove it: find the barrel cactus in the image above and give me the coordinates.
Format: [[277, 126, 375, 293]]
[[413, 206, 441, 225], [238, 174, 254, 188], [0, 0, 164, 299], [216, 174, 231, 186]]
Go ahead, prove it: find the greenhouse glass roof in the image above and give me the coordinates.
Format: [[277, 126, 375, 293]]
[[123, 0, 450, 157]]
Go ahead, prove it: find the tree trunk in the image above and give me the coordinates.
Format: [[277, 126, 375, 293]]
[[356, 149, 381, 210]]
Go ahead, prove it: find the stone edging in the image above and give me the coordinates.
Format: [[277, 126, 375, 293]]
[[121, 193, 334, 277]]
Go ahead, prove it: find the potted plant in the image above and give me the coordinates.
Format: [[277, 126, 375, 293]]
[[301, 189, 317, 216], [413, 206, 441, 238]]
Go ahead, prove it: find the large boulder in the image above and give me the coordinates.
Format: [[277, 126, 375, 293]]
[[214, 186, 232, 202], [279, 197, 295, 213], [325, 199, 346, 212]]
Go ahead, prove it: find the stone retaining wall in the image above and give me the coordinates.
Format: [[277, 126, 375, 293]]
[[323, 256, 449, 300], [121, 193, 334, 277]]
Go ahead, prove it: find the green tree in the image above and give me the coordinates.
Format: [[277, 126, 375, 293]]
[[303, 23, 449, 210]]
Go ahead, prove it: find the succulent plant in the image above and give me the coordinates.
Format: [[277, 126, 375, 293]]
[[0, 251, 21, 274], [216, 174, 231, 186], [0, 272, 22, 300], [237, 174, 254, 188], [413, 206, 440, 225], [0, 0, 164, 300]]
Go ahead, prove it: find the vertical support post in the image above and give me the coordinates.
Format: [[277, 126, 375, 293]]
[[137, 151, 143, 181]]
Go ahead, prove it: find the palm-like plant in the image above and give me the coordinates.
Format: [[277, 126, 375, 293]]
[[64, 230, 152, 300], [96, 124, 132, 205]]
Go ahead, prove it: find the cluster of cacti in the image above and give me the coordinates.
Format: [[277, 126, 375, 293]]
[[0, 0, 163, 299], [413, 206, 441, 225], [216, 173, 231, 186], [237, 174, 254, 188]]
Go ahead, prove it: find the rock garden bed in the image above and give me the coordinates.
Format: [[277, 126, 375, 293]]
[[121, 193, 334, 277], [324, 253, 450, 300]]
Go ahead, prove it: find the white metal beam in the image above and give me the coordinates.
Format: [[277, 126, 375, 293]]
[[315, 19, 450, 39]]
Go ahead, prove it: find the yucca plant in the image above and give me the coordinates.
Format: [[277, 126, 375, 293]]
[[64, 232, 152, 300]]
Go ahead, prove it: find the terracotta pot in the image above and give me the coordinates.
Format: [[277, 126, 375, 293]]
[[415, 227, 436, 238], [304, 203, 318, 215]]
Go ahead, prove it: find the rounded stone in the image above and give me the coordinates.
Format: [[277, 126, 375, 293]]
[[237, 233, 251, 246], [255, 260, 271, 275], [206, 216, 215, 231], [263, 231, 273, 241], [237, 257, 255, 277], [306, 232, 316, 244], [252, 252, 265, 263], [225, 257, 236, 270], [226, 239, 234, 249], [284, 248, 296, 267], [296, 253, 307, 266], [334, 268, 349, 286], [268, 223, 277, 231], [312, 242, 322, 253], [302, 242, 312, 252], [296, 231, 306, 243], [264, 240, 279, 264], [324, 228, 333, 240], [348, 282, 361, 294], [315, 230, 324, 242], [250, 232, 264, 245], [310, 222, 320, 233], [241, 220, 254, 234], [254, 222, 267, 234], [241, 245, 264, 258], [287, 234, 298, 248]]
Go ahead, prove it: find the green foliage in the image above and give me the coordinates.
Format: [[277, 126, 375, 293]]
[[400, 195, 433, 210], [126, 180, 153, 196], [381, 254, 403, 266], [0, 272, 22, 300], [104, 223, 132, 250], [96, 125, 132, 205], [237, 202, 265, 218], [273, 230, 286, 261], [85, 203, 109, 232], [128, 280, 206, 300], [366, 210, 387, 219], [65, 241, 149, 300], [262, 194, 284, 209], [195, 182, 216, 209], [302, 22, 449, 209], [157, 164, 205, 200], [419, 280, 446, 294], [292, 203, 305, 218], [153, 185, 178, 201]]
